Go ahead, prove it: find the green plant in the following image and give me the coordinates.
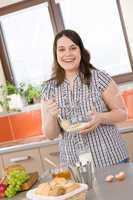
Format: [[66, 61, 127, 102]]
[[5, 81, 17, 95], [25, 84, 41, 104], [18, 82, 26, 97], [23, 84, 41, 104], [0, 82, 18, 111], [0, 84, 10, 111]]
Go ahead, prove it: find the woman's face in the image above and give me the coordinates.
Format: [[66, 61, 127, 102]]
[[56, 36, 81, 73]]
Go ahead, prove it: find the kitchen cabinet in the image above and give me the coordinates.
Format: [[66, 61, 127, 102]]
[[0, 116, 13, 142], [0, 143, 60, 178], [122, 132, 133, 161], [0, 108, 42, 143], [2, 149, 44, 175], [40, 144, 60, 169], [7, 110, 42, 140]]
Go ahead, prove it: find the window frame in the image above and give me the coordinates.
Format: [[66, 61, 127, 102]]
[[0, 0, 132, 85], [0, 0, 62, 84], [114, 0, 133, 83]]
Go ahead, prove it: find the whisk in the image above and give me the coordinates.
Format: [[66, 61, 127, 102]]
[[42, 94, 71, 131]]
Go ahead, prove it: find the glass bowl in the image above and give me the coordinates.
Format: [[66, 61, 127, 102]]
[[60, 113, 92, 133], [50, 165, 72, 180]]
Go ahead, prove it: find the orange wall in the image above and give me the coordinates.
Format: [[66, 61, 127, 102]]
[[0, 109, 43, 142]]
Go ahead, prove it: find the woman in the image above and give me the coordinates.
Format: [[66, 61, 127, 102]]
[[41, 29, 128, 168]]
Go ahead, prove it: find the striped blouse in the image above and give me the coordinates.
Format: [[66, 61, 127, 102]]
[[41, 69, 128, 168]]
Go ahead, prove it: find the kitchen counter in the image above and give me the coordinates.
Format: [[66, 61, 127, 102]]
[[116, 118, 133, 133], [0, 104, 40, 117], [93, 162, 133, 200], [5, 162, 133, 200], [116, 118, 133, 128], [0, 135, 60, 154], [0, 119, 133, 155]]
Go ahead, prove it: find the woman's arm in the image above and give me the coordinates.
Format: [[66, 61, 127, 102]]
[[41, 99, 61, 139], [80, 80, 128, 134]]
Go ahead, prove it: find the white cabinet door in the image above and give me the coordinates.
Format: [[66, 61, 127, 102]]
[[40, 144, 60, 169]]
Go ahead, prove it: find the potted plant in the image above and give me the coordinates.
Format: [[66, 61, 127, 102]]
[[0, 84, 10, 112], [5, 81, 17, 95], [24, 84, 41, 104], [0, 82, 25, 112], [18, 83, 41, 105]]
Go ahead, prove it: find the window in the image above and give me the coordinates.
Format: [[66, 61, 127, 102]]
[[0, 2, 54, 86], [0, 0, 133, 85], [58, 0, 133, 77]]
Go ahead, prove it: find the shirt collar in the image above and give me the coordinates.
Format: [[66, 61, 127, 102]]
[[64, 73, 80, 84]]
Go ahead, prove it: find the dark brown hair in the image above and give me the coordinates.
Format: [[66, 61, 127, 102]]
[[52, 29, 95, 85]]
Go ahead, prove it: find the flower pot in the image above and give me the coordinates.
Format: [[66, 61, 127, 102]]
[[8, 94, 25, 110]]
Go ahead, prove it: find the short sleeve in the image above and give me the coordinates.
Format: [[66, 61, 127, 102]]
[[41, 80, 56, 100], [94, 70, 112, 92]]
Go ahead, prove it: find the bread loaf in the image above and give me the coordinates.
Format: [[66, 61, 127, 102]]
[[64, 182, 80, 193], [35, 177, 80, 197], [48, 186, 65, 196], [35, 183, 50, 195]]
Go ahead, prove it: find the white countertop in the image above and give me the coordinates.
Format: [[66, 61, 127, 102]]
[[0, 125, 133, 155], [0, 137, 60, 154]]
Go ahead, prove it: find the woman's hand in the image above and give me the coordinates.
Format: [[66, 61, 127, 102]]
[[79, 111, 102, 134], [42, 99, 59, 119], [41, 98, 61, 139]]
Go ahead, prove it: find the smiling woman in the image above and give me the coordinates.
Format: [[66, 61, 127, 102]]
[[41, 29, 129, 168]]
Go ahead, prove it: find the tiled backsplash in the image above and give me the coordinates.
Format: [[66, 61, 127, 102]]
[[0, 109, 43, 142]]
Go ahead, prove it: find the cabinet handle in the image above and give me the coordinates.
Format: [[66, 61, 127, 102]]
[[10, 156, 31, 163], [44, 157, 56, 167], [49, 152, 59, 157]]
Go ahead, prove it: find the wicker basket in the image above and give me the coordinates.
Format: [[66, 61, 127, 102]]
[[26, 183, 88, 200]]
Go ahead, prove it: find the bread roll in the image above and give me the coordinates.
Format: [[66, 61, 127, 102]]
[[35, 177, 80, 197], [48, 186, 65, 196], [35, 183, 50, 195], [50, 177, 67, 186], [35, 182, 65, 196], [64, 182, 80, 193]]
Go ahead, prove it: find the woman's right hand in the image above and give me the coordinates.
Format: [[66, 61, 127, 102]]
[[42, 99, 59, 119]]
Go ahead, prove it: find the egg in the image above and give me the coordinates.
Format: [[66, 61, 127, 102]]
[[115, 171, 126, 181], [105, 175, 114, 182]]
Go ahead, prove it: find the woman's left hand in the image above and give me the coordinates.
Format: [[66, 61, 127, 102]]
[[79, 111, 102, 134]]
